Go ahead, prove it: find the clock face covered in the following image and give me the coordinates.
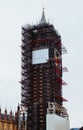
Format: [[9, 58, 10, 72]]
[[32, 48, 49, 64]]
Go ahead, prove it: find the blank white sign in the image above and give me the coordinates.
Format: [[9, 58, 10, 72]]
[[32, 49, 49, 64]]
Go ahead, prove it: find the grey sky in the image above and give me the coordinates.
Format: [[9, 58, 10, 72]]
[[0, 0, 83, 128]]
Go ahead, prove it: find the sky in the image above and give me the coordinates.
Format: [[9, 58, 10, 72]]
[[0, 0, 83, 128]]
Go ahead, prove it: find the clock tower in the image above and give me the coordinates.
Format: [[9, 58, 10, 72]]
[[20, 9, 69, 130]]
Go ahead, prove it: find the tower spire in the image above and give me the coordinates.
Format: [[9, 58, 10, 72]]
[[40, 7, 47, 24]]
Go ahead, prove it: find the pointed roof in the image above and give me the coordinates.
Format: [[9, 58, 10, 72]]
[[40, 7, 47, 24]]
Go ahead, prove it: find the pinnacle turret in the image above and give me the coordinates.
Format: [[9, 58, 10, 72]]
[[40, 7, 47, 24]]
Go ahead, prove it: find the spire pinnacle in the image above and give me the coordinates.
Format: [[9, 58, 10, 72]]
[[42, 4, 44, 11], [40, 7, 47, 24]]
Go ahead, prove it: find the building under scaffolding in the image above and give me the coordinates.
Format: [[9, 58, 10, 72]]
[[20, 9, 69, 130]]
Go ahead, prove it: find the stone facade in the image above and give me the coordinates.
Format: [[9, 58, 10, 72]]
[[0, 108, 18, 130]]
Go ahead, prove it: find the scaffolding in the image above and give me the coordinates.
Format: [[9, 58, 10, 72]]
[[20, 22, 68, 130], [47, 102, 68, 117], [18, 105, 27, 130]]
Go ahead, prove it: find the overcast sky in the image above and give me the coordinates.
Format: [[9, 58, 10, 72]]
[[0, 0, 83, 128]]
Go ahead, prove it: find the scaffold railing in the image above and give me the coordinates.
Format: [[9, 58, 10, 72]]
[[47, 102, 68, 117]]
